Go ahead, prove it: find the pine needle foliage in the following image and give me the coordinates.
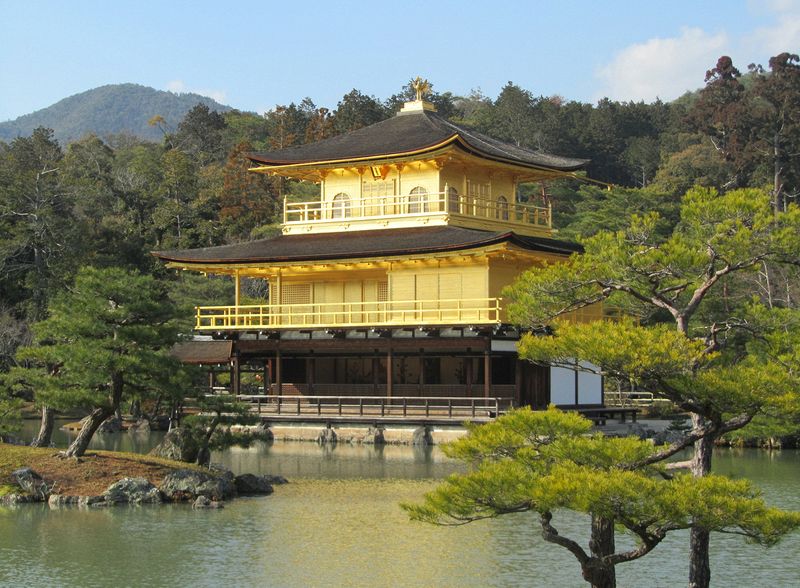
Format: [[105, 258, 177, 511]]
[[404, 408, 800, 587]]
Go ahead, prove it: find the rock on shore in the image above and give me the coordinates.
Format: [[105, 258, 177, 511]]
[[158, 469, 237, 502], [104, 477, 162, 505], [2, 463, 282, 508]]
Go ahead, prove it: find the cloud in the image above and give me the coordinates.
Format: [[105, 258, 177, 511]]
[[746, 0, 800, 57], [166, 79, 227, 104], [594, 28, 728, 103]]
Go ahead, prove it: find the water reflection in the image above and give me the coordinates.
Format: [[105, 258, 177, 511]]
[[6, 421, 800, 588], [218, 440, 464, 480], [19, 419, 166, 454]]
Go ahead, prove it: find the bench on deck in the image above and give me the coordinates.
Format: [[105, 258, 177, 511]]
[[562, 406, 639, 426]]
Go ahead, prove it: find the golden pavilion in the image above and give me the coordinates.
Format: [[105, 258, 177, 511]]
[[155, 80, 607, 422]]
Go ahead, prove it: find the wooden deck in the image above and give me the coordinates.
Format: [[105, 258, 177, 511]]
[[233, 394, 513, 425]]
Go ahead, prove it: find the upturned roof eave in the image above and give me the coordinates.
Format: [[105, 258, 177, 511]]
[[247, 135, 587, 175], [246, 134, 460, 171], [151, 230, 582, 269], [152, 231, 512, 266]]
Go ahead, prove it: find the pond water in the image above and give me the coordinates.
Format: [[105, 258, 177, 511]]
[[2, 422, 799, 587]]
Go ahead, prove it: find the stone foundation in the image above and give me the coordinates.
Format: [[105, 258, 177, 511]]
[[246, 424, 468, 445]]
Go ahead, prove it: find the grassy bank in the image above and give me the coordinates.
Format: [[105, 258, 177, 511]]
[[0, 444, 202, 496]]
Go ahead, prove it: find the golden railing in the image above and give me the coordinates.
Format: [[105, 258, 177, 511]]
[[195, 297, 502, 330], [283, 190, 551, 229]]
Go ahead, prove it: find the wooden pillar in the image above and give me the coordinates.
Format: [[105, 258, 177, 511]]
[[387, 345, 393, 399], [514, 359, 522, 407], [208, 370, 215, 393], [465, 356, 473, 396], [231, 353, 241, 397], [418, 348, 424, 396], [307, 353, 315, 396], [372, 354, 380, 396], [484, 350, 491, 399], [276, 348, 282, 396], [263, 360, 269, 396]]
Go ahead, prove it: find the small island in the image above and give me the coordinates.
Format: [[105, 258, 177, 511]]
[[1, 444, 285, 508]]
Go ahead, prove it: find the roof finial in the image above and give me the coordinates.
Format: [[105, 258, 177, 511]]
[[399, 77, 436, 115], [411, 76, 431, 101]]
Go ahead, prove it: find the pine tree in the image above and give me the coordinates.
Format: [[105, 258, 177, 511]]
[[504, 186, 800, 587], [405, 408, 800, 588], [11, 266, 186, 457]]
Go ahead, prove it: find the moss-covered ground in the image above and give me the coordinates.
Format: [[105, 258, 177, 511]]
[[0, 444, 203, 496]]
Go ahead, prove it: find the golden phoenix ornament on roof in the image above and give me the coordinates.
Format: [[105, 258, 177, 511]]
[[411, 77, 431, 101]]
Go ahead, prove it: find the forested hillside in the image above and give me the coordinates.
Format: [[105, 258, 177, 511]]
[[0, 84, 232, 143], [1, 51, 798, 386]]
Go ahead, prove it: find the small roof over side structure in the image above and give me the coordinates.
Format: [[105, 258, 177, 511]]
[[170, 340, 233, 364]]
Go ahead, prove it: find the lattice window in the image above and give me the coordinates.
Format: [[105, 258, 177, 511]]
[[377, 281, 388, 301], [281, 283, 311, 305], [362, 180, 396, 199], [468, 181, 490, 199]]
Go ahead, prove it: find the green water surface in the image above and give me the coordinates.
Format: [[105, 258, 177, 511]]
[[2, 424, 799, 587]]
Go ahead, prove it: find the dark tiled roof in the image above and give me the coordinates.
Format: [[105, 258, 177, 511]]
[[153, 226, 582, 265], [247, 110, 587, 171], [170, 341, 232, 364]]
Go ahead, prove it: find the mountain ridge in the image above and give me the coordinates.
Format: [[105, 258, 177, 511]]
[[0, 83, 234, 144]]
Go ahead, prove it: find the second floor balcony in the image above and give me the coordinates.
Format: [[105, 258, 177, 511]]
[[282, 189, 552, 235], [195, 297, 503, 331]]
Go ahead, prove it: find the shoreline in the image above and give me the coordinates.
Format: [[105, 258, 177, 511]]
[[0, 444, 282, 508]]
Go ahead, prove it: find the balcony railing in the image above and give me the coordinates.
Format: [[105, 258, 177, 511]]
[[234, 394, 515, 422], [195, 297, 502, 330], [283, 190, 552, 229]]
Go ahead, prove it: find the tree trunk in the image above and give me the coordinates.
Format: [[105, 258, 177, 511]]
[[63, 407, 113, 458], [773, 131, 784, 214], [689, 527, 711, 588], [582, 515, 617, 588], [30, 405, 55, 447], [130, 399, 141, 419], [196, 414, 221, 467], [62, 372, 125, 458], [688, 414, 714, 588]]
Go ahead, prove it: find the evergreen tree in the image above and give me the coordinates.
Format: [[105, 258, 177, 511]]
[[0, 127, 73, 320], [405, 408, 800, 588], [332, 89, 389, 134], [175, 103, 228, 166], [748, 53, 800, 212], [12, 266, 186, 457], [504, 187, 800, 587]]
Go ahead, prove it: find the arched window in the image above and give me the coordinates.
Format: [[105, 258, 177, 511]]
[[331, 193, 351, 219], [496, 195, 509, 220], [408, 186, 429, 213], [447, 186, 460, 214]]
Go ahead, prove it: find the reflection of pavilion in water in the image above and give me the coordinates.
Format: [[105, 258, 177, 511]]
[[220, 439, 464, 481], [158, 82, 604, 423]]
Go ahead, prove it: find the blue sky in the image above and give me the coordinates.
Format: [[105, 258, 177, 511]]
[[2, 0, 799, 122]]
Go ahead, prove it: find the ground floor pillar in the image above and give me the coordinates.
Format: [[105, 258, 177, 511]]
[[484, 350, 491, 398], [275, 349, 282, 396], [386, 345, 393, 398]]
